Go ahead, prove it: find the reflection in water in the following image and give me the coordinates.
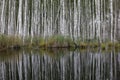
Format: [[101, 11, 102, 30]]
[[0, 49, 119, 80]]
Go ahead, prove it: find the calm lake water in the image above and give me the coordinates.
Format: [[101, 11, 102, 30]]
[[0, 49, 120, 80]]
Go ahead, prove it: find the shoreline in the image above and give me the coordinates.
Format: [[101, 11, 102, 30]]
[[0, 43, 119, 52], [0, 34, 120, 51]]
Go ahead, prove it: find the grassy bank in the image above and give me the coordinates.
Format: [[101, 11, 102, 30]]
[[0, 34, 22, 51], [0, 34, 120, 51]]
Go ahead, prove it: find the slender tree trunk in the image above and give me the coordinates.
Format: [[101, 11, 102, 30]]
[[110, 0, 113, 42]]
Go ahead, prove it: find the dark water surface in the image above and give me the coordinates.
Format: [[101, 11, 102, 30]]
[[0, 49, 120, 80]]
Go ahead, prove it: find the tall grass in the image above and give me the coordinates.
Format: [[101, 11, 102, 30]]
[[43, 35, 75, 47], [0, 34, 22, 49], [0, 34, 120, 50]]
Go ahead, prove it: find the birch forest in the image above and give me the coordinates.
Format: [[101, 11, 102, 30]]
[[0, 0, 120, 43]]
